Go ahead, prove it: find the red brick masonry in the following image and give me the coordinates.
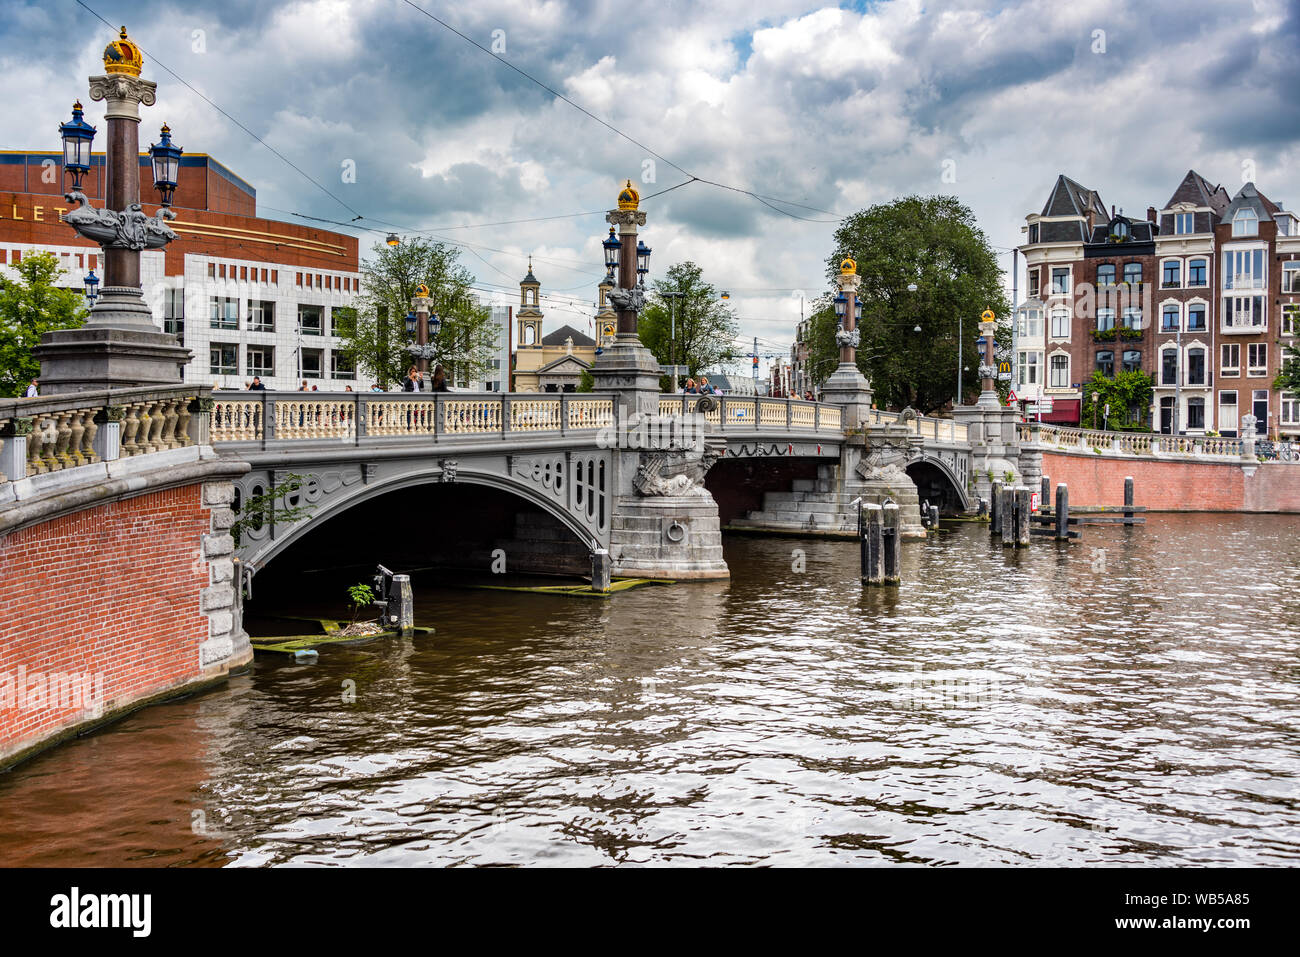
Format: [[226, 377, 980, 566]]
[[0, 486, 212, 760], [1041, 451, 1300, 511]]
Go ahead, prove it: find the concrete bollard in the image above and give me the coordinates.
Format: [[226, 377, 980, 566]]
[[591, 548, 612, 593], [393, 573, 414, 637], [990, 480, 1002, 536], [1015, 487, 1031, 547], [862, 503, 884, 585], [882, 503, 901, 585], [1055, 483, 1069, 540], [929, 504, 940, 530], [1000, 487, 1015, 546]]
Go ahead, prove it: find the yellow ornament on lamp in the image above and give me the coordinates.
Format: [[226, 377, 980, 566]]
[[103, 26, 144, 77]]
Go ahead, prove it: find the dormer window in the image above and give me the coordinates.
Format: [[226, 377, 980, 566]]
[[1109, 220, 1129, 242], [1232, 207, 1258, 236], [1175, 212, 1195, 234]]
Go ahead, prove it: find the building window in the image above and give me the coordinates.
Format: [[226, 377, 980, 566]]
[[1221, 343, 1241, 376], [1232, 207, 1259, 236], [1122, 307, 1142, 330], [1223, 248, 1265, 290], [207, 263, 215, 279], [299, 305, 324, 336], [249, 300, 275, 332], [331, 352, 355, 379], [1174, 212, 1194, 234], [1049, 354, 1069, 388], [210, 343, 237, 376], [1050, 307, 1070, 338], [1122, 262, 1142, 286], [1284, 303, 1300, 336], [246, 345, 274, 378], [1028, 224, 1039, 244], [164, 288, 185, 345], [1161, 304, 1180, 332], [1187, 347, 1206, 385], [1187, 303, 1207, 332], [1162, 261, 1181, 288], [1097, 308, 1116, 332], [1188, 397, 1205, 430], [1283, 394, 1300, 426], [1122, 349, 1142, 373], [300, 348, 323, 379], [1051, 267, 1070, 295], [1188, 258, 1207, 286], [1096, 350, 1114, 376], [1248, 343, 1267, 376], [1096, 263, 1115, 287], [1283, 262, 1300, 294], [1017, 308, 1042, 339], [209, 296, 238, 330], [1223, 295, 1265, 330], [1161, 349, 1178, 385], [1027, 268, 1040, 298], [1018, 351, 1040, 385]]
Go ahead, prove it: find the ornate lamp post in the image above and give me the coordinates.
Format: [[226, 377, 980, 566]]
[[976, 308, 1000, 409], [820, 256, 872, 428], [591, 180, 660, 416], [83, 269, 100, 308], [36, 26, 191, 393], [408, 283, 438, 377]]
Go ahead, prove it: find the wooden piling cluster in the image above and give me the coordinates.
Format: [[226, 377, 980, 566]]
[[860, 502, 902, 586], [1034, 475, 1145, 529], [990, 485, 1032, 547]]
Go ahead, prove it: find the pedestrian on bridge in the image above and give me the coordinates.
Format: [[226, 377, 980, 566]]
[[684, 378, 698, 394], [430, 364, 450, 392], [403, 366, 424, 392]]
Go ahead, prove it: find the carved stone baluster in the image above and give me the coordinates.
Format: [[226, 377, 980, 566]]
[[38, 417, 60, 472], [82, 407, 101, 463], [66, 409, 88, 467], [52, 412, 74, 470], [121, 403, 143, 455], [0, 419, 6, 484], [25, 418, 46, 475], [161, 397, 180, 448], [175, 396, 193, 446], [148, 400, 167, 452]]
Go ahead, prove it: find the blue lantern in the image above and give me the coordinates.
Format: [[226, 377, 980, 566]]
[[83, 269, 100, 306], [404, 311, 417, 337], [428, 313, 441, 337], [59, 101, 96, 192], [636, 240, 651, 278], [833, 292, 847, 319], [602, 227, 621, 271], [149, 123, 183, 207]]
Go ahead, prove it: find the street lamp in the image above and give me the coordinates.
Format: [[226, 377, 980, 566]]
[[428, 312, 441, 339], [404, 311, 418, 337], [833, 292, 847, 320], [148, 123, 182, 207], [386, 233, 400, 247], [662, 290, 684, 390], [83, 269, 99, 307], [636, 240, 651, 285], [58, 101, 96, 192], [602, 227, 621, 274]]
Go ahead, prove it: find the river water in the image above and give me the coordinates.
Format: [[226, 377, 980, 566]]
[[2, 515, 1298, 866]]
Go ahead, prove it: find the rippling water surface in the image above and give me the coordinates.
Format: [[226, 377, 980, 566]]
[[3, 515, 1299, 866]]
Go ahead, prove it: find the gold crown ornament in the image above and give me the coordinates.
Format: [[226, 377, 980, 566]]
[[617, 180, 640, 210], [840, 257, 857, 275], [103, 26, 144, 77]]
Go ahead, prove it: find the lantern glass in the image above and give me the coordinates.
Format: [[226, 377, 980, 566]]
[[833, 293, 847, 318], [636, 240, 651, 275], [854, 299, 862, 321], [428, 314, 441, 336], [83, 270, 99, 302], [404, 311, 417, 336], [602, 228, 621, 269]]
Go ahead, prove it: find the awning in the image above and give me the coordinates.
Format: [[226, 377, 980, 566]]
[[1036, 398, 1081, 424]]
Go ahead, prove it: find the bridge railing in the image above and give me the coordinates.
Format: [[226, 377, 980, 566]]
[[656, 395, 842, 432], [862, 408, 969, 443], [1020, 421, 1259, 459], [210, 391, 618, 444], [0, 384, 206, 490]]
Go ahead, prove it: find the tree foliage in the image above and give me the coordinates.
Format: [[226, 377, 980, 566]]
[[0, 251, 87, 396], [1081, 370, 1154, 431], [1276, 341, 1300, 396], [808, 196, 1009, 414], [638, 262, 739, 380], [336, 237, 498, 389], [231, 473, 314, 546]]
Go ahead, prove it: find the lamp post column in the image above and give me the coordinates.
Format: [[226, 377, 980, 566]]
[[819, 257, 873, 430], [412, 292, 431, 378], [975, 311, 1000, 410]]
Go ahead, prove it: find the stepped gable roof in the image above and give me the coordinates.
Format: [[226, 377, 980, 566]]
[[1220, 182, 1279, 225], [541, 324, 595, 347]]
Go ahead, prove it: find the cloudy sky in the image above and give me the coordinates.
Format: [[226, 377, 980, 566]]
[[6, 0, 1299, 371]]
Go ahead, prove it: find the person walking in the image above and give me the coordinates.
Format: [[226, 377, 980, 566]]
[[248, 376, 266, 391], [298, 380, 310, 391], [24, 378, 38, 398]]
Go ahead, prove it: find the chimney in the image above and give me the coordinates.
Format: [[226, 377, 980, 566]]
[[1111, 205, 1116, 218], [1147, 206, 1157, 224]]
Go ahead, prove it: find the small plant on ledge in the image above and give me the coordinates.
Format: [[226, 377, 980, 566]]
[[1118, 326, 1143, 340], [1092, 328, 1117, 342]]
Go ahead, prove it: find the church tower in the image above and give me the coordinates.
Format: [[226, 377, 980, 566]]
[[517, 257, 543, 348]]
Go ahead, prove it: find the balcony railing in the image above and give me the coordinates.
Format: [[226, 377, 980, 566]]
[[1016, 422, 1279, 460]]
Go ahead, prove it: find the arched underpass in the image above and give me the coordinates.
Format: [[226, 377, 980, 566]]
[[704, 456, 825, 526], [906, 460, 967, 515]]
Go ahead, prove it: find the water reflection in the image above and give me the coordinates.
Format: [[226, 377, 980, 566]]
[[1, 514, 1298, 866]]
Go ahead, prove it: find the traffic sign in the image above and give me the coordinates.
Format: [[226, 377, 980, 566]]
[[1007, 389, 1018, 403]]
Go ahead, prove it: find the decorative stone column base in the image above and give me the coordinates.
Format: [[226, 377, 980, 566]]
[[953, 404, 1023, 504], [820, 362, 873, 431], [609, 492, 729, 580], [34, 322, 191, 394], [591, 335, 663, 419]]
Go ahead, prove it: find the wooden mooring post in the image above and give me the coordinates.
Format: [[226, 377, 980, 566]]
[[990, 480, 1002, 536], [882, 502, 901, 585], [1040, 475, 1051, 511], [1015, 487, 1032, 547], [1000, 486, 1015, 546], [861, 503, 884, 585], [1124, 476, 1134, 523], [1055, 483, 1069, 541]]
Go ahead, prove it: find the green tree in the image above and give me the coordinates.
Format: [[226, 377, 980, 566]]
[[1081, 370, 1154, 431], [0, 251, 87, 396], [1276, 338, 1300, 395], [638, 262, 739, 381], [810, 195, 1009, 414], [337, 237, 498, 389], [576, 368, 594, 393]]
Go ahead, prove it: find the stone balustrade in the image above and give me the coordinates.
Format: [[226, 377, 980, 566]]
[[862, 408, 968, 442], [1018, 422, 1274, 460], [0, 385, 205, 491], [212, 392, 841, 445]]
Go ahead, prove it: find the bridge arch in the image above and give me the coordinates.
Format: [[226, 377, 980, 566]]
[[906, 453, 971, 515], [236, 462, 605, 574]]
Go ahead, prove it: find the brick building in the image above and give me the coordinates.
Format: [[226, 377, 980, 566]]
[[0, 148, 362, 391], [1019, 171, 1300, 437]]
